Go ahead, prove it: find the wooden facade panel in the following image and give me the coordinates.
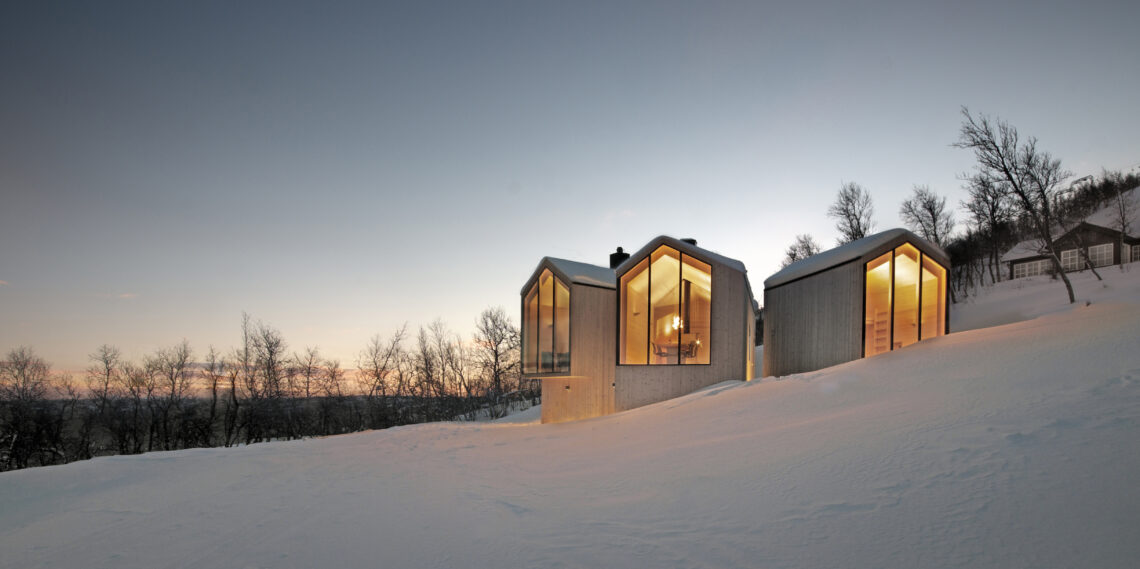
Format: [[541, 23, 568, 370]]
[[763, 262, 862, 377], [541, 284, 616, 423], [615, 266, 751, 412]]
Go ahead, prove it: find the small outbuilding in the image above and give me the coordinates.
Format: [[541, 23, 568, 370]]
[[521, 236, 756, 423], [762, 228, 950, 378]]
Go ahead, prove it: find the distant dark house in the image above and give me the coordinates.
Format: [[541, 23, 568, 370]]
[[1003, 187, 1140, 279], [1002, 222, 1140, 280]]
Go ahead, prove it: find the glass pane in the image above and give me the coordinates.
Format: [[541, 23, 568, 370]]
[[680, 254, 712, 364], [650, 246, 681, 365], [920, 257, 946, 340], [1061, 249, 1079, 271], [864, 252, 892, 357], [555, 278, 570, 372], [893, 244, 920, 349], [620, 257, 650, 364], [524, 283, 539, 373], [538, 269, 554, 372]]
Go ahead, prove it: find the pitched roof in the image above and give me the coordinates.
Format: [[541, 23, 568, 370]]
[[1084, 185, 1140, 229], [614, 236, 747, 275], [521, 257, 615, 294], [764, 228, 947, 289]]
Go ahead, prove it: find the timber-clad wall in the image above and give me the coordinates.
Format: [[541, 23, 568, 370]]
[[762, 231, 950, 378], [762, 262, 862, 377], [541, 284, 615, 423], [614, 263, 752, 412]]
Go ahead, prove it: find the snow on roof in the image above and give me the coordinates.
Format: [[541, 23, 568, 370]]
[[1084, 185, 1140, 229], [615, 236, 748, 275], [1001, 186, 1140, 263], [535, 257, 615, 289], [765, 228, 945, 289]]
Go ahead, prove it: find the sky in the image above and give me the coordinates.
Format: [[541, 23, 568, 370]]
[[2, 0, 1139, 372]]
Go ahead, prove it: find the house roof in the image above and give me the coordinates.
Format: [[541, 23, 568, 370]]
[[520, 257, 615, 294], [614, 235, 748, 275], [764, 228, 948, 289], [1084, 185, 1140, 229]]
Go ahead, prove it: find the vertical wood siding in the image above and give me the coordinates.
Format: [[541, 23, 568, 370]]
[[762, 262, 862, 377], [541, 284, 616, 423]]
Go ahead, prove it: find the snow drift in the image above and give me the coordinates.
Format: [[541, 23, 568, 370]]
[[2, 270, 1139, 569]]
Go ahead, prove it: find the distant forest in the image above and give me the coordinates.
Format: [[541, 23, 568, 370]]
[[0, 308, 531, 472]]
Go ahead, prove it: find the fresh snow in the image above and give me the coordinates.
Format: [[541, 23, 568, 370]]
[[3, 269, 1140, 569], [765, 228, 943, 289]]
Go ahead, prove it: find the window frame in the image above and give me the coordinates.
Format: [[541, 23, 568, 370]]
[[860, 242, 949, 358], [1088, 243, 1112, 267], [521, 268, 572, 376], [617, 245, 714, 366]]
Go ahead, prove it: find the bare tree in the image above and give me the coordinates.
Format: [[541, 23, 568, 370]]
[[0, 347, 51, 470], [828, 182, 875, 244], [148, 340, 194, 450], [961, 175, 1014, 283], [781, 234, 822, 268], [1104, 170, 1136, 268], [954, 108, 1076, 303], [199, 347, 225, 447], [472, 307, 519, 418], [900, 185, 955, 247], [357, 326, 406, 428]]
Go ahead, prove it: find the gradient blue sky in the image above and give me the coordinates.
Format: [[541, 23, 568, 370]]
[[3, 1, 1138, 371]]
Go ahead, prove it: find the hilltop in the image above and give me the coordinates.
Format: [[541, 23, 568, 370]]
[[2, 269, 1139, 569]]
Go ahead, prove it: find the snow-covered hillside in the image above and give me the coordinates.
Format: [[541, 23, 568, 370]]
[[3, 269, 1140, 569]]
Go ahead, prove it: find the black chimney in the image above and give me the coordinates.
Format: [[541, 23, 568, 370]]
[[680, 238, 698, 246], [609, 246, 630, 269]]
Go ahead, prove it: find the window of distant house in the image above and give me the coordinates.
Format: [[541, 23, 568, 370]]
[[522, 269, 570, 374], [1013, 259, 1049, 279], [1060, 249, 1080, 272], [1088, 243, 1112, 267], [1132, 244, 1140, 263], [620, 245, 712, 365], [863, 243, 947, 358]]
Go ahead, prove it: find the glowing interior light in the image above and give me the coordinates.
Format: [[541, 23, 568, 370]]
[[673, 316, 682, 330]]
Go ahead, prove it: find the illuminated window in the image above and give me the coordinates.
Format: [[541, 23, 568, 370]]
[[920, 256, 946, 341], [864, 252, 892, 357], [522, 269, 570, 374], [893, 244, 920, 349], [863, 244, 947, 357], [620, 245, 712, 365]]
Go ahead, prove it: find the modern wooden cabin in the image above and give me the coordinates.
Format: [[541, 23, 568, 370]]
[[762, 228, 950, 378], [612, 236, 756, 411], [520, 257, 617, 424], [522, 237, 756, 423]]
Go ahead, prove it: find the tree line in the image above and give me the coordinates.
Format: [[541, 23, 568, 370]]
[[782, 108, 1138, 304], [0, 307, 531, 472]]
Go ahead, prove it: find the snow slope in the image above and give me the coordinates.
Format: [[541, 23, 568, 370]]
[[2, 270, 1140, 569]]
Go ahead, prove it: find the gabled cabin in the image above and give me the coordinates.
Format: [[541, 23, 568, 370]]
[[521, 237, 756, 423], [521, 257, 617, 424], [1003, 222, 1140, 279], [613, 236, 756, 411], [762, 228, 950, 378]]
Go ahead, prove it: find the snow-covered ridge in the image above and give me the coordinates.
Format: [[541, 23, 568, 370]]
[[2, 270, 1139, 569]]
